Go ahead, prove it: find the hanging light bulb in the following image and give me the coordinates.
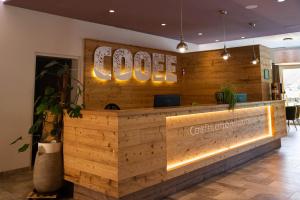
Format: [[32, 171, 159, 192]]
[[219, 10, 230, 60], [249, 22, 259, 65], [222, 45, 231, 60], [177, 38, 188, 53], [176, 0, 188, 53]]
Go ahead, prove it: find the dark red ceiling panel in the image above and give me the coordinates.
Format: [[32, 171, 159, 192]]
[[5, 0, 300, 44]]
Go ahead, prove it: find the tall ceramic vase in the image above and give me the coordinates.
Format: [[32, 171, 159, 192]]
[[33, 142, 63, 193]]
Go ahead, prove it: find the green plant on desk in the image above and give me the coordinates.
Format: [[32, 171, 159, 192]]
[[221, 86, 237, 110]]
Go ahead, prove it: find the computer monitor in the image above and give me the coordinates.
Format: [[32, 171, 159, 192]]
[[154, 94, 181, 107]]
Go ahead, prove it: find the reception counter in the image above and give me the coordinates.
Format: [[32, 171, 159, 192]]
[[63, 100, 287, 200]]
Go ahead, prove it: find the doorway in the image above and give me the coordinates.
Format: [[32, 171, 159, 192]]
[[32, 56, 73, 166], [281, 67, 300, 106]]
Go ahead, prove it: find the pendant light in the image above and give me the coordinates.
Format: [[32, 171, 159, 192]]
[[249, 22, 259, 65], [219, 10, 230, 60], [176, 0, 188, 53]]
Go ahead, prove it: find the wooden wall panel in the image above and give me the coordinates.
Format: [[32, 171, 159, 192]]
[[84, 39, 181, 110], [260, 46, 273, 100], [180, 45, 264, 105], [84, 39, 272, 109]]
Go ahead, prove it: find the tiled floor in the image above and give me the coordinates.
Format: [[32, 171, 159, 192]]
[[168, 126, 300, 200], [1, 127, 300, 200]]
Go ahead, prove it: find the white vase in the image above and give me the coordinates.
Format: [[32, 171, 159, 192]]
[[33, 142, 63, 193]]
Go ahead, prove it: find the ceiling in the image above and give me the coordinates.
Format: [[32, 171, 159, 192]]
[[5, 0, 300, 44]]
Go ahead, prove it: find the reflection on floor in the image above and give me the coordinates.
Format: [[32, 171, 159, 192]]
[[1, 127, 300, 200]]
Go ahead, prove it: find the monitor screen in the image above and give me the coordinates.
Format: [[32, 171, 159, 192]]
[[154, 94, 181, 108]]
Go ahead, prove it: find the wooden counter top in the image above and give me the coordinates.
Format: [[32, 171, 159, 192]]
[[81, 100, 284, 116]]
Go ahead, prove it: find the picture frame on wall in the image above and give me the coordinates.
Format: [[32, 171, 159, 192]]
[[264, 69, 270, 80]]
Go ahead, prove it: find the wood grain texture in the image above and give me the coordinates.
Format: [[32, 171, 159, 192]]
[[84, 39, 272, 110], [63, 112, 119, 197], [180, 45, 270, 105], [64, 101, 286, 199], [84, 39, 181, 110], [259, 46, 272, 101], [73, 139, 282, 200]]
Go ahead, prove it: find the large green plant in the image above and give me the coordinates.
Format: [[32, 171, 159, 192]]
[[11, 61, 84, 152], [221, 86, 237, 110]]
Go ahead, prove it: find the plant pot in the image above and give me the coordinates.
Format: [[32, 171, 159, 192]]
[[215, 92, 224, 104], [33, 142, 63, 194]]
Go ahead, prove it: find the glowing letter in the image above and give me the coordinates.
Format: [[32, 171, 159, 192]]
[[152, 53, 165, 81], [113, 49, 133, 81], [166, 55, 177, 82], [94, 46, 112, 80], [134, 51, 151, 81]]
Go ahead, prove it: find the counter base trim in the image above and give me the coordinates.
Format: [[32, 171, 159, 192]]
[[73, 139, 281, 200]]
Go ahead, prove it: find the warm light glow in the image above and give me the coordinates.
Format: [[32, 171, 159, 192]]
[[176, 40, 188, 53], [92, 70, 108, 82], [222, 54, 230, 60], [167, 105, 273, 171], [251, 59, 258, 65], [179, 47, 186, 53], [268, 106, 273, 136]]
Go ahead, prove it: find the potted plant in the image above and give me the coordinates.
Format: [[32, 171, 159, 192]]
[[11, 61, 84, 194], [215, 85, 237, 109]]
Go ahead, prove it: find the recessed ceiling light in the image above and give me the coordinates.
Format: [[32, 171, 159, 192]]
[[161, 23, 166, 26], [283, 37, 293, 41], [1, 0, 6, 2], [241, 36, 246, 39], [198, 32, 203, 36], [245, 5, 258, 9], [215, 39, 220, 42], [109, 9, 115, 13], [277, 0, 286, 2]]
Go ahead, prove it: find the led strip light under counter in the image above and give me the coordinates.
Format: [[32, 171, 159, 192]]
[[167, 105, 273, 171]]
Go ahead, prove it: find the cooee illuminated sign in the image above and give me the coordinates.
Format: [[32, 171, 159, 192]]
[[94, 46, 177, 82]]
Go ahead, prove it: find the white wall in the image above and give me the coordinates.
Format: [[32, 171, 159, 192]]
[[199, 32, 300, 51], [0, 3, 199, 172]]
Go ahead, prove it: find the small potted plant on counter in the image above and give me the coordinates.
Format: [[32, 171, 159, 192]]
[[215, 85, 237, 109], [11, 61, 84, 194]]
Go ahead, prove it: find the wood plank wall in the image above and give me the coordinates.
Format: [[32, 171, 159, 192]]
[[180, 45, 269, 105], [84, 39, 271, 109], [260, 46, 273, 100], [84, 39, 181, 110]]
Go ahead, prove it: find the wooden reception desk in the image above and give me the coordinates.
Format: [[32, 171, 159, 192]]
[[63, 100, 287, 200]]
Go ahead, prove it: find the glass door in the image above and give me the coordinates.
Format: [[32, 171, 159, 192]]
[[282, 68, 300, 106]]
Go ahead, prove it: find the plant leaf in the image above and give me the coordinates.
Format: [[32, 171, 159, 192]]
[[45, 87, 55, 96], [44, 61, 59, 69], [18, 144, 30, 152], [36, 102, 48, 115], [10, 136, 22, 145], [50, 104, 62, 115], [29, 118, 43, 134]]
